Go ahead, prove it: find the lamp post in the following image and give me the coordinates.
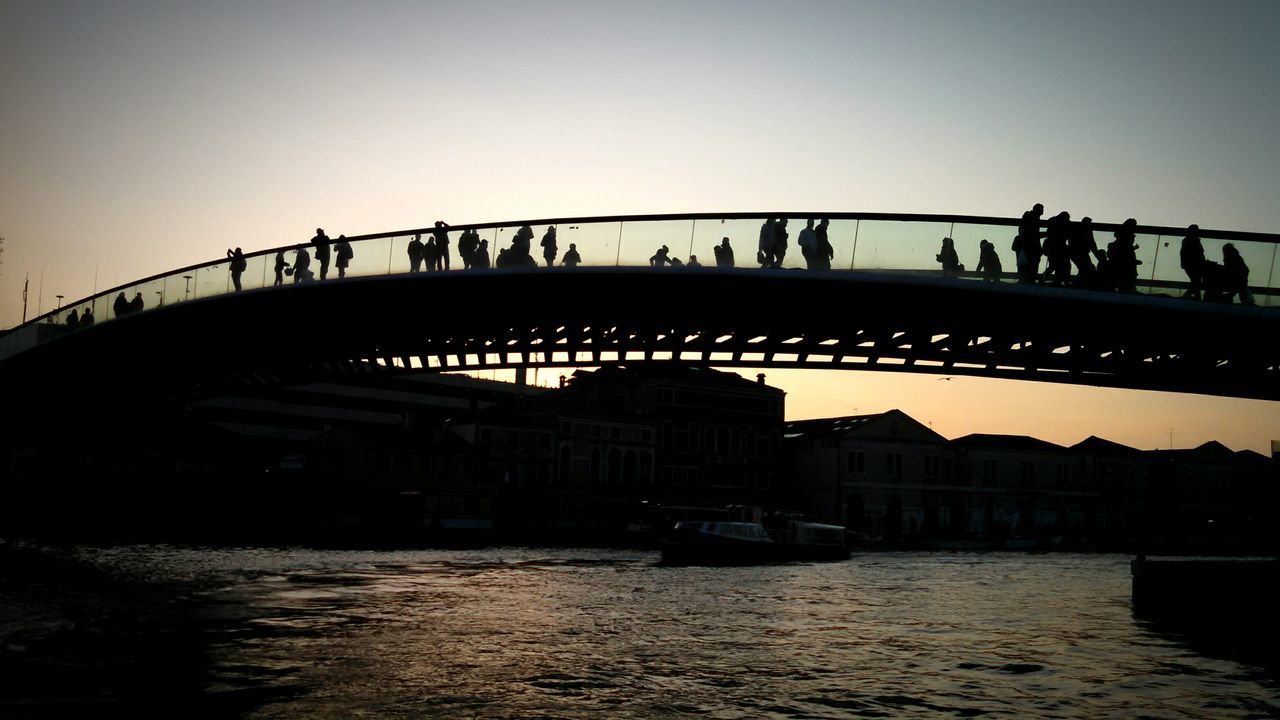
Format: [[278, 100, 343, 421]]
[[155, 290, 164, 307], [183, 275, 192, 301], [55, 294, 64, 310]]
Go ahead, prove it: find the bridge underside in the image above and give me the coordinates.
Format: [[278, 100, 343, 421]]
[[3, 269, 1278, 415]]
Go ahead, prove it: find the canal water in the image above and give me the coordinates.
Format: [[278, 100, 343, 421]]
[[2, 544, 1277, 718]]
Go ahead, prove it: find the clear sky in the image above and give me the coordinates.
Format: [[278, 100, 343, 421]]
[[2, 0, 1278, 452]]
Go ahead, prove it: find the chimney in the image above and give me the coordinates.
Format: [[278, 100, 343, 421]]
[[756, 373, 766, 385], [559, 374, 567, 389]]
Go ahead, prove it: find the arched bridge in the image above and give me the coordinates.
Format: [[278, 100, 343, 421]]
[[2, 212, 1278, 404]]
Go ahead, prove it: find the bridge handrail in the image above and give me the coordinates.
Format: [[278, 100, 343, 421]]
[[8, 211, 1279, 335]]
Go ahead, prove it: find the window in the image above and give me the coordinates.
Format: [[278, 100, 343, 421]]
[[924, 455, 941, 479], [659, 388, 675, 404], [847, 451, 865, 474], [591, 424, 603, 438], [731, 427, 741, 456], [887, 453, 903, 478], [745, 428, 757, 458], [1056, 463, 1071, 489], [981, 459, 997, 484], [608, 449, 621, 484], [610, 426, 621, 439], [661, 422, 673, 450], [689, 423, 700, 453], [1020, 461, 1035, 488], [559, 421, 572, 435]]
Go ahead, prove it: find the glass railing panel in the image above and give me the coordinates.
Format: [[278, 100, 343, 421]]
[[467, 227, 500, 270], [948, 223, 1017, 281], [235, 254, 268, 292], [335, 236, 394, 279], [1198, 235, 1274, 306], [555, 221, 622, 268], [193, 262, 231, 299], [616, 219, 693, 267], [102, 285, 138, 321], [688, 218, 758, 269], [852, 220, 954, 272], [135, 277, 167, 313]]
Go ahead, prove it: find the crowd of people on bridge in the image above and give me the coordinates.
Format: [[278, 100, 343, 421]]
[[933, 203, 1254, 305], [52, 208, 1267, 329]]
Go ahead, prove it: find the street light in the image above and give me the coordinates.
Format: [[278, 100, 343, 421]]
[[55, 294, 64, 309], [183, 275, 192, 300], [155, 290, 164, 307]]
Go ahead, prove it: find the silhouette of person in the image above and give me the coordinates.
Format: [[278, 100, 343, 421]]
[[976, 239, 1002, 281], [1042, 211, 1072, 286], [687, 254, 701, 267], [512, 225, 535, 266], [293, 246, 312, 283], [1221, 243, 1254, 305], [772, 218, 789, 267], [459, 229, 479, 269], [433, 221, 451, 270], [335, 236, 353, 278], [562, 243, 582, 267], [130, 292, 144, 314], [1068, 216, 1102, 288], [714, 237, 735, 268], [311, 228, 331, 280], [814, 219, 833, 270], [1107, 218, 1141, 293], [407, 234, 425, 273], [424, 236, 440, 272], [66, 308, 79, 327], [227, 247, 247, 291], [80, 307, 94, 327], [540, 226, 558, 267], [670, 256, 684, 267], [936, 237, 963, 278], [650, 245, 672, 267], [758, 218, 775, 267], [798, 219, 817, 269], [1014, 203, 1046, 283], [475, 239, 491, 269], [274, 250, 288, 286], [113, 292, 129, 318], [1180, 224, 1205, 300]]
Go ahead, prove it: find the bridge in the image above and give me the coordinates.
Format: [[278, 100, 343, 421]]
[[1, 212, 1278, 408]]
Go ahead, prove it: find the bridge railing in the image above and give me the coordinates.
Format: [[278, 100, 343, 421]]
[[13, 213, 1280, 351]]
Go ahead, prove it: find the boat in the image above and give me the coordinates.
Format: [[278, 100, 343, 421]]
[[658, 517, 850, 565]]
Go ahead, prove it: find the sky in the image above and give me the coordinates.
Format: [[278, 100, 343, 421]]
[[2, 0, 1278, 452]]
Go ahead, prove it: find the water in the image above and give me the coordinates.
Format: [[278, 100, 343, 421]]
[[3, 545, 1278, 718]]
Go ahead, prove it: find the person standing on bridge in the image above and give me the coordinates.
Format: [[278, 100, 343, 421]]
[[650, 245, 672, 266], [714, 237, 734, 268], [433, 221, 451, 270], [814, 219, 833, 270], [274, 250, 288, 286], [772, 218, 789, 268], [407, 234, 425, 273], [1221, 243, 1254, 306], [1180, 224, 1206, 300], [1015, 203, 1046, 284], [1106, 218, 1141, 293], [562, 243, 582, 267], [458, 229, 479, 269], [335, 236, 353, 279], [1042, 211, 1072, 286], [976, 239, 1002, 281], [310, 228, 332, 280], [475, 238, 491, 269], [541, 226, 558, 267], [798, 219, 817, 269], [293, 246, 312, 283], [227, 247, 247, 291], [113, 292, 129, 318], [1068, 216, 1102, 289], [80, 306, 94, 327], [936, 237, 963, 278], [757, 218, 775, 267], [129, 292, 144, 314]]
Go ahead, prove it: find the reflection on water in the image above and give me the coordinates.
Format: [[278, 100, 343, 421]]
[[3, 546, 1278, 718]]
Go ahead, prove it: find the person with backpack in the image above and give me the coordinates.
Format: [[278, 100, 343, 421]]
[[335, 236, 353, 279], [226, 247, 247, 291]]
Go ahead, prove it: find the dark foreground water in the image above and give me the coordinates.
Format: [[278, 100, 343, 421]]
[[2, 545, 1278, 719]]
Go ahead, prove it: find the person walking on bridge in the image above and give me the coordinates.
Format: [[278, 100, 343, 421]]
[[274, 249, 288, 286], [976, 239, 1002, 281], [1180, 224, 1205, 300], [293, 246, 312, 283], [714, 237, 734, 268], [310, 228, 331, 280], [1014, 203, 1046, 284], [541, 226, 558, 268], [1068, 217, 1102, 289], [1042, 211, 1072, 286], [335, 236, 353, 279]]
